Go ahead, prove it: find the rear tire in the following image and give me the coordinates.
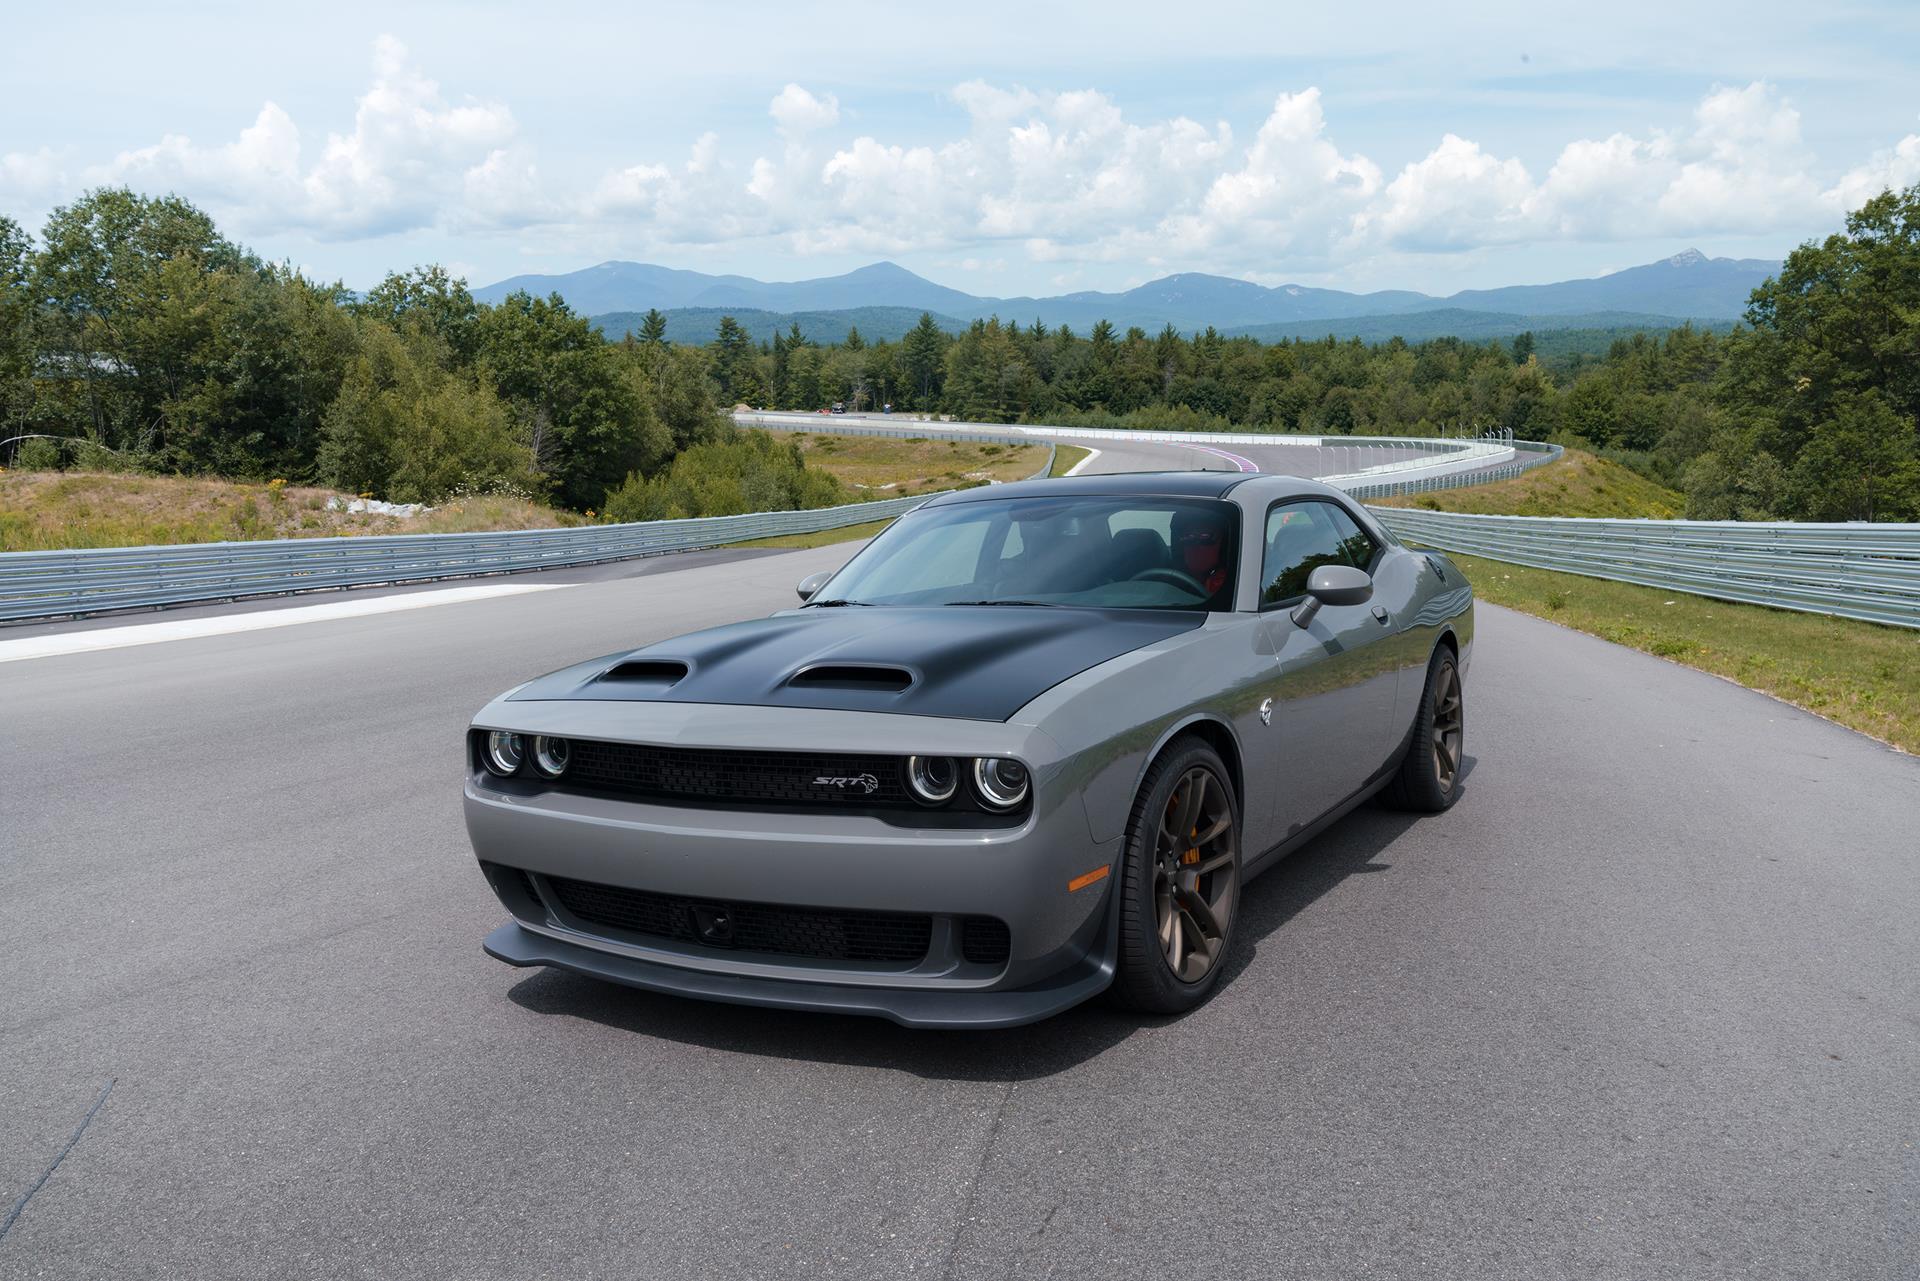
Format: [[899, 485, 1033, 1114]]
[[1382, 648, 1465, 813], [1111, 739, 1241, 1015]]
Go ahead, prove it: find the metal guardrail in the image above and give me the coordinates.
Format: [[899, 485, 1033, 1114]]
[[1339, 440, 1563, 498], [1371, 505, 1920, 630], [22, 425, 1911, 632], [0, 444, 1058, 622], [735, 413, 1034, 448], [0, 493, 939, 622]]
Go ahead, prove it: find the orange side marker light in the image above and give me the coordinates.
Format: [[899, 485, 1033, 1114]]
[[1067, 864, 1110, 892]]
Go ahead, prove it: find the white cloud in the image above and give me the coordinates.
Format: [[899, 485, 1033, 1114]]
[[1527, 133, 1677, 240], [7, 48, 1918, 282], [588, 76, 1909, 273], [104, 102, 304, 213], [290, 35, 518, 236], [797, 85, 1240, 264], [462, 149, 552, 230], [1826, 130, 1920, 213], [769, 84, 840, 138], [0, 147, 69, 210], [1362, 81, 1863, 252], [27, 36, 523, 241], [1201, 90, 1377, 240], [1653, 83, 1825, 233], [1362, 135, 1534, 251]]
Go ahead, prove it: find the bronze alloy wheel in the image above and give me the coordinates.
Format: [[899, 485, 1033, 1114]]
[[1431, 659, 1464, 792], [1153, 766, 1238, 983]]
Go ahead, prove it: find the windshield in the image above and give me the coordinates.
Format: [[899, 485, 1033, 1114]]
[[815, 495, 1240, 611]]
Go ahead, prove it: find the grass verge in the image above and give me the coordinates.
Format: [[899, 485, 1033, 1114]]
[[1050, 445, 1093, 477], [785, 432, 1048, 494], [1450, 551, 1920, 753], [1374, 447, 1682, 519], [0, 470, 583, 551]]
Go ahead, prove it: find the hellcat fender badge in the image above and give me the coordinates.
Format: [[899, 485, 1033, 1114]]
[[1259, 697, 1274, 727]]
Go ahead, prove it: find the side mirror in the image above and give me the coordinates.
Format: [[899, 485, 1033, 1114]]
[[796, 569, 834, 602], [1290, 564, 1372, 628]]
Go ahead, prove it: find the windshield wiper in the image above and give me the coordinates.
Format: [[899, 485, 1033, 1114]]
[[801, 598, 872, 608], [943, 599, 1065, 608]]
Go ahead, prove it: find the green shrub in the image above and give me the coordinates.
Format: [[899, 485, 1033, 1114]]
[[317, 321, 540, 503], [600, 428, 850, 523]]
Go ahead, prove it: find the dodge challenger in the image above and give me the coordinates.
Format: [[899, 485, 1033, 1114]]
[[464, 472, 1472, 1027]]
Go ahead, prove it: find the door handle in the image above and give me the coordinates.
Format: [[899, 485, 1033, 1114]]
[[1371, 606, 1391, 624]]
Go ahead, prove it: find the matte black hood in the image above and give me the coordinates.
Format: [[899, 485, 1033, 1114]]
[[507, 606, 1203, 722]]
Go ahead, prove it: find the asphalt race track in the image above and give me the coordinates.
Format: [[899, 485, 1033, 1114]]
[[748, 410, 1453, 481], [2, 525, 1916, 1281]]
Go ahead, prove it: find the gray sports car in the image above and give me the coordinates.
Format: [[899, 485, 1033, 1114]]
[[464, 472, 1472, 1027]]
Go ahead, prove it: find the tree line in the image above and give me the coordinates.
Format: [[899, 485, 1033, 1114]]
[[685, 185, 1920, 522], [5, 184, 1918, 522], [0, 188, 842, 519]]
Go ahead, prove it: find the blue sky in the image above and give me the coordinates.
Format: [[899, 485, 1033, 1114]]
[[4, 1, 1918, 297]]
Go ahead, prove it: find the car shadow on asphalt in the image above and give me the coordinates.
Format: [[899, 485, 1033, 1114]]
[[505, 759, 1474, 1081]]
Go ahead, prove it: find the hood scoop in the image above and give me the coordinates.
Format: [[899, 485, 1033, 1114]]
[[786, 663, 914, 693], [513, 606, 1205, 721], [600, 658, 690, 688]]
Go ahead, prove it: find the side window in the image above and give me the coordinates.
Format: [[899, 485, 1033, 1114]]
[[1321, 502, 1379, 572], [1260, 501, 1376, 607]]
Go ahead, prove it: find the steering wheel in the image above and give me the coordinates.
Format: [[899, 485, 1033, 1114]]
[[1129, 566, 1208, 596]]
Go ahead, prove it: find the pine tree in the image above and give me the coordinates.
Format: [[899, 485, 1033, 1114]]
[[712, 315, 753, 401], [901, 312, 944, 408]]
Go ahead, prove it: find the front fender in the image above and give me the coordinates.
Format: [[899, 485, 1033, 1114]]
[[1010, 618, 1269, 847]]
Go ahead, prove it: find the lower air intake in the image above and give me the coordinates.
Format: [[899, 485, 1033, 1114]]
[[546, 875, 933, 966], [482, 862, 544, 913], [960, 916, 1012, 966]]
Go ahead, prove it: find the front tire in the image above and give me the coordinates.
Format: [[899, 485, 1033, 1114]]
[[1382, 647, 1465, 813], [1111, 739, 1241, 1015]]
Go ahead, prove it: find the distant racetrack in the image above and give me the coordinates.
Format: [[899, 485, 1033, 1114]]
[[740, 410, 1448, 479]]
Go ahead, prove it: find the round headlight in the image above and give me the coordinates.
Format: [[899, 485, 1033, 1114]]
[[531, 735, 571, 778], [906, 755, 958, 804], [484, 731, 525, 777], [972, 757, 1030, 810]]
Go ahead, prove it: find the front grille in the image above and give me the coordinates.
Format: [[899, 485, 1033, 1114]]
[[546, 875, 933, 965], [960, 916, 1012, 966], [563, 740, 915, 808]]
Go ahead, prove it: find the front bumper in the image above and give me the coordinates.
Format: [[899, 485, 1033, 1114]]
[[464, 755, 1123, 1025], [484, 919, 1114, 1029]]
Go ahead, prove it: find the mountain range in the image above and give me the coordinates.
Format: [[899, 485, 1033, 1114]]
[[475, 249, 1775, 344]]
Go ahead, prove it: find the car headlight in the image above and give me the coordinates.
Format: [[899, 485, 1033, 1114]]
[[531, 736, 571, 778], [484, 731, 525, 777], [906, 755, 958, 804], [972, 757, 1029, 810]]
